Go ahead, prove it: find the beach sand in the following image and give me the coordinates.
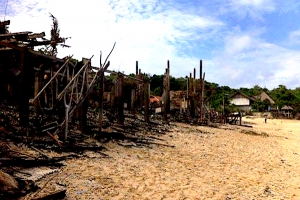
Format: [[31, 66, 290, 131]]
[[27, 117, 300, 200]]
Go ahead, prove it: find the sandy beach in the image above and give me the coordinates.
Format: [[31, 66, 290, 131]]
[[26, 117, 300, 200]]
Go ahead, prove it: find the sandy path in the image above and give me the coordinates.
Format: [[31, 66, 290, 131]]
[[29, 117, 300, 200]]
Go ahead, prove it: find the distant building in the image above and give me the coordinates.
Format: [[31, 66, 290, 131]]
[[281, 105, 293, 118], [254, 91, 275, 111], [230, 91, 276, 113], [230, 91, 255, 112]]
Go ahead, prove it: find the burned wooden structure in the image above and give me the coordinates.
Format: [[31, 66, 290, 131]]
[[168, 60, 228, 125], [0, 20, 116, 140]]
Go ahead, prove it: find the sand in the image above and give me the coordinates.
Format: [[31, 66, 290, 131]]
[[26, 117, 300, 200]]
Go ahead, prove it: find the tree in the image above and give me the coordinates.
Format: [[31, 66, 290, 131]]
[[38, 13, 70, 56]]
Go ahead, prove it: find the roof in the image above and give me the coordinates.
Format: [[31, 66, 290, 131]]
[[281, 105, 293, 110], [150, 95, 161, 103], [230, 91, 256, 101], [255, 91, 275, 104]]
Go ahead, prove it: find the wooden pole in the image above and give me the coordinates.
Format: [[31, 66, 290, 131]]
[[193, 67, 197, 117], [163, 61, 170, 124], [189, 72, 195, 118], [193, 68, 196, 93], [110, 79, 116, 115], [144, 82, 150, 123], [130, 88, 135, 114], [98, 70, 105, 132], [34, 68, 42, 116], [138, 69, 143, 108], [136, 61, 138, 76], [167, 60, 170, 113], [199, 60, 203, 120], [202, 72, 205, 120], [98, 61, 110, 132], [117, 73, 124, 126], [19, 50, 30, 128]]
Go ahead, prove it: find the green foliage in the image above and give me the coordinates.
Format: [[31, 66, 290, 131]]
[[269, 85, 296, 109], [149, 74, 164, 96]]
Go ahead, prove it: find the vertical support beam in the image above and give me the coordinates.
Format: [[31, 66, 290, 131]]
[[110, 79, 116, 114], [138, 69, 143, 108], [199, 60, 203, 120], [163, 60, 170, 124], [34, 68, 42, 116], [193, 67, 197, 117], [167, 60, 170, 113], [98, 69, 105, 132], [144, 82, 150, 123], [223, 94, 226, 124], [136, 61, 138, 76], [130, 88, 135, 114], [19, 49, 30, 128], [117, 73, 124, 126], [193, 68, 196, 93], [133, 61, 139, 113], [189, 72, 195, 118], [202, 72, 205, 120], [98, 61, 110, 132], [64, 102, 69, 140]]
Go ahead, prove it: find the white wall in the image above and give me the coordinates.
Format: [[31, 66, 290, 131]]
[[230, 97, 250, 106]]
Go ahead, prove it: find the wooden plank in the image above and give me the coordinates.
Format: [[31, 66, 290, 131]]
[[0, 31, 31, 38], [0, 32, 45, 43], [28, 32, 46, 39], [0, 40, 25, 51]]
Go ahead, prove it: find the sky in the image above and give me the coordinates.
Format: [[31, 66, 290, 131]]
[[1, 0, 300, 90]]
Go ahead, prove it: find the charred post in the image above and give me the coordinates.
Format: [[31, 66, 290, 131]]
[[199, 60, 203, 120], [19, 49, 30, 128], [189, 72, 195, 118], [116, 73, 124, 126], [163, 61, 170, 124], [144, 82, 150, 123]]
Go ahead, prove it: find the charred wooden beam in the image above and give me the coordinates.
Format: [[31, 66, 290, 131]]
[[98, 69, 105, 132], [19, 50, 30, 127], [28, 32, 46, 39], [0, 31, 32, 39], [116, 73, 124, 125], [0, 40, 25, 51], [130, 88, 136, 115], [163, 61, 170, 124], [0, 32, 46, 43], [0, 20, 10, 26], [29, 50, 66, 63], [144, 82, 150, 123], [199, 60, 203, 120]]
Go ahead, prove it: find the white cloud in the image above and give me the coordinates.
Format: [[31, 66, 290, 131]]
[[289, 30, 300, 45], [230, 0, 275, 11], [224, 35, 254, 55], [209, 34, 300, 89]]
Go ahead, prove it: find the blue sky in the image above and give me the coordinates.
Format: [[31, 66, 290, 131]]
[[1, 0, 300, 90]]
